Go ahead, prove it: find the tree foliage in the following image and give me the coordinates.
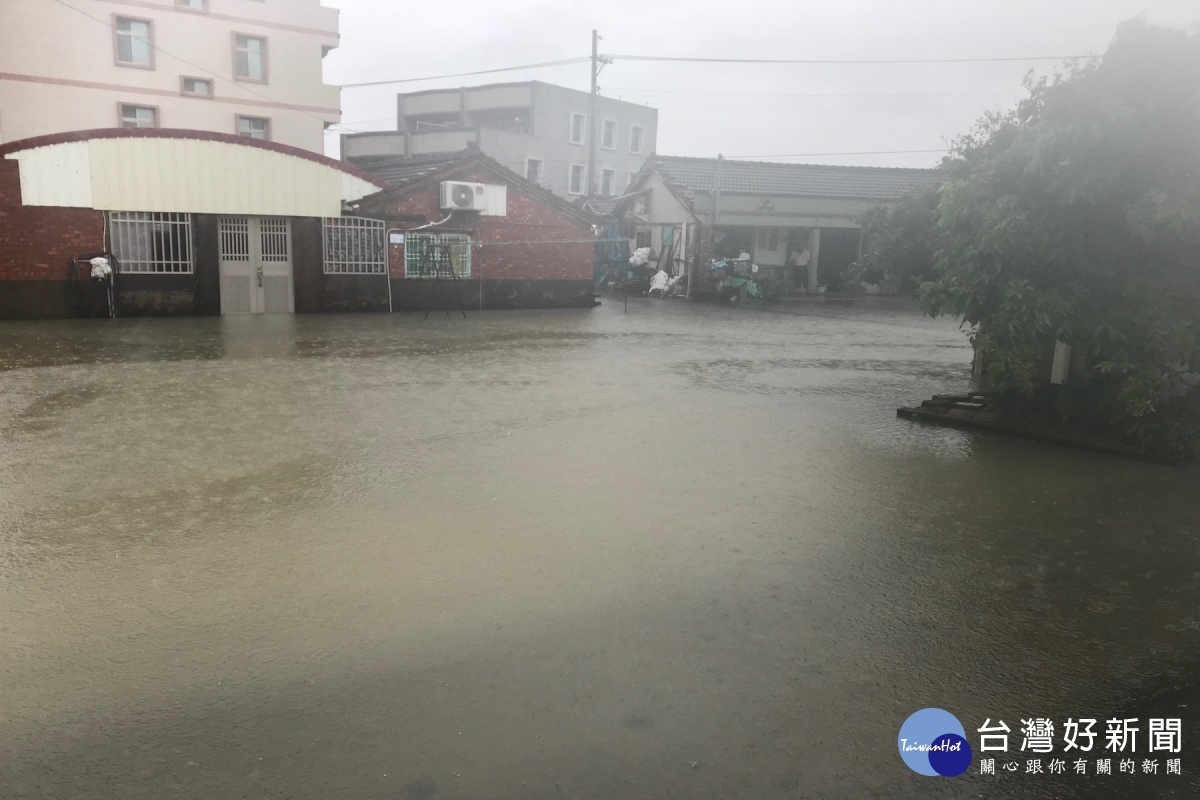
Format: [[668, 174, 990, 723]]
[[870, 21, 1200, 458], [849, 184, 940, 292]]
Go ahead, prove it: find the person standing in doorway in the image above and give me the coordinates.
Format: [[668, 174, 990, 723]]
[[788, 246, 811, 289]]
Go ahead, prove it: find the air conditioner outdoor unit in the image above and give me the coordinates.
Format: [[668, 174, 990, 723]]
[[440, 181, 487, 211]]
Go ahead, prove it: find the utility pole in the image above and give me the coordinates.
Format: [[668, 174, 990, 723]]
[[588, 29, 600, 199]]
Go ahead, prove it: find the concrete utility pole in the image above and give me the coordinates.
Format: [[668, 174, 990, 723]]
[[588, 29, 600, 199]]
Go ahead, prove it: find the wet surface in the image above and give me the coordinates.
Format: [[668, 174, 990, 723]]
[[0, 298, 1197, 799]]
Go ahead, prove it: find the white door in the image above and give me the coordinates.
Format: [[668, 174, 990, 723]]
[[219, 217, 294, 314]]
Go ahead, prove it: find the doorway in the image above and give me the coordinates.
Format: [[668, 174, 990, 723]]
[[218, 217, 294, 314]]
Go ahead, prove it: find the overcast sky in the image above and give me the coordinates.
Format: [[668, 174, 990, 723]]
[[322, 0, 1198, 165]]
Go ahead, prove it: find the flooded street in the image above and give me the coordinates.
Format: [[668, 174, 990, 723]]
[[1, 299, 1197, 799]]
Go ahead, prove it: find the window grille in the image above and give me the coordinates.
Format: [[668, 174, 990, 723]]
[[404, 233, 471, 279], [108, 212, 193, 273], [219, 217, 250, 261], [323, 217, 386, 274], [259, 218, 290, 262]]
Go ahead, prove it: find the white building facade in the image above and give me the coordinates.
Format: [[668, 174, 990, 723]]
[[341, 81, 659, 200], [0, 0, 341, 153]]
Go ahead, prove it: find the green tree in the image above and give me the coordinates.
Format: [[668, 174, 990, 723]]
[[850, 185, 941, 292], [917, 20, 1200, 459]]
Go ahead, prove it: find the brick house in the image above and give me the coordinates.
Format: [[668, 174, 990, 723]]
[[348, 150, 599, 311], [0, 130, 598, 319]]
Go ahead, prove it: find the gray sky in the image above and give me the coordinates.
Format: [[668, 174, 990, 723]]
[[322, 0, 1198, 165]]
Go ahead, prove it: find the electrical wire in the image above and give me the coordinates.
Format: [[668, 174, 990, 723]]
[[336, 49, 1086, 91], [340, 57, 590, 89], [605, 53, 1091, 65], [723, 149, 949, 158], [604, 88, 1021, 98]]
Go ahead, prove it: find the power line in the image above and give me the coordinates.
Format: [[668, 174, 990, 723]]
[[49, 0, 352, 131], [604, 88, 1021, 98], [723, 149, 949, 159], [606, 53, 1091, 65], [641, 107, 990, 113], [336, 49, 1083, 92], [340, 57, 590, 89], [331, 117, 396, 126]]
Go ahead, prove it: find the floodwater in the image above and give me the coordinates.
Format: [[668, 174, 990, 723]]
[[0, 298, 1197, 800]]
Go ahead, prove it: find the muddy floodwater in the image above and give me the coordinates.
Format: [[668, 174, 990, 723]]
[[1, 299, 1197, 799]]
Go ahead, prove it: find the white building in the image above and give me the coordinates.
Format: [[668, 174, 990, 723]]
[[341, 81, 659, 200], [0, 0, 341, 153]]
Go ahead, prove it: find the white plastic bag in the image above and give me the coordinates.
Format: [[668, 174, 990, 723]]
[[90, 257, 112, 279], [649, 270, 670, 293]]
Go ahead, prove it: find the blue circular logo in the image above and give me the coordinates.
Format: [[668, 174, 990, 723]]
[[898, 708, 973, 777]]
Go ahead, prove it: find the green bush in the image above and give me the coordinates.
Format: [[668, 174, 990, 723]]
[[886, 20, 1200, 459]]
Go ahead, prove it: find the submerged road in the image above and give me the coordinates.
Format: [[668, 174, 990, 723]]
[[0, 298, 1196, 799]]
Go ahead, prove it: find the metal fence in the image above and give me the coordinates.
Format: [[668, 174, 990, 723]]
[[323, 216, 386, 275]]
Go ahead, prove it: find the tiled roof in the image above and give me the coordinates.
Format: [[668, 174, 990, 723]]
[[652, 155, 944, 202], [346, 150, 599, 227], [347, 151, 475, 189], [576, 196, 620, 216]]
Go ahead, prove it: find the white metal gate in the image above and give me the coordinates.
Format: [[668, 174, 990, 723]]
[[218, 217, 293, 314]]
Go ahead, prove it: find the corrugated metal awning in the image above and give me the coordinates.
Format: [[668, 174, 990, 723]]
[[1, 129, 386, 218]]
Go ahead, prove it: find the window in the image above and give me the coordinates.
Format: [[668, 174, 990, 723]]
[[629, 172, 639, 190], [601, 119, 617, 150], [323, 217, 386, 275], [569, 112, 586, 145], [108, 212, 193, 273], [569, 164, 586, 195], [630, 125, 645, 154], [180, 76, 212, 98], [635, 230, 652, 249], [233, 34, 267, 82], [119, 104, 157, 128], [601, 168, 615, 197], [114, 17, 153, 68], [176, 0, 207, 10], [525, 158, 543, 185], [404, 233, 471, 279], [236, 115, 270, 140]]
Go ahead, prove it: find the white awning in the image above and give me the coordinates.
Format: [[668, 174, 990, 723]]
[[4, 131, 383, 218]]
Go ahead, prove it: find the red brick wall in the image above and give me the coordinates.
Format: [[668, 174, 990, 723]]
[[0, 161, 106, 281], [0, 159, 108, 281], [374, 168, 593, 281]]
